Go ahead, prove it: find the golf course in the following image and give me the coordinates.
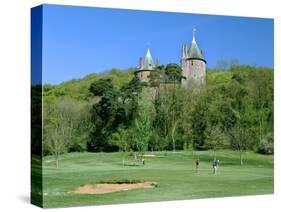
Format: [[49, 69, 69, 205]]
[[30, 5, 274, 208], [31, 63, 274, 208], [39, 150, 273, 208]]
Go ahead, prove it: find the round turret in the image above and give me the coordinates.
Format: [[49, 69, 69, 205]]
[[135, 49, 156, 82], [181, 29, 206, 87]]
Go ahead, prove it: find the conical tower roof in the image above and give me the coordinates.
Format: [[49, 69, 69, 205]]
[[188, 29, 206, 62], [141, 48, 155, 70]]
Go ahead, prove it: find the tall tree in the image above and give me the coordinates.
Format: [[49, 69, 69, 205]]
[[191, 94, 209, 150], [223, 68, 254, 165], [88, 77, 143, 152], [205, 125, 227, 160], [44, 97, 82, 168], [133, 89, 154, 159], [109, 127, 130, 165], [165, 64, 184, 152]]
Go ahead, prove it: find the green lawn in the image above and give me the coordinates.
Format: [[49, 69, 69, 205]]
[[39, 150, 273, 208]]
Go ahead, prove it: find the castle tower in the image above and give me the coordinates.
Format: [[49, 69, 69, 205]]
[[181, 29, 206, 88], [135, 48, 156, 82]]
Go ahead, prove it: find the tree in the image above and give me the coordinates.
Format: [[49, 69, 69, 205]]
[[109, 127, 130, 165], [88, 76, 143, 152], [257, 132, 274, 154], [89, 78, 114, 96], [223, 72, 253, 165], [148, 65, 165, 88], [87, 89, 119, 152], [205, 126, 227, 160], [31, 85, 43, 156], [133, 89, 154, 160], [248, 68, 274, 146], [191, 94, 209, 150], [68, 102, 92, 152], [44, 97, 82, 168], [179, 90, 196, 155], [168, 87, 186, 152], [42, 64, 274, 158], [153, 85, 186, 152], [229, 122, 251, 165], [165, 64, 184, 152], [164, 63, 183, 83]]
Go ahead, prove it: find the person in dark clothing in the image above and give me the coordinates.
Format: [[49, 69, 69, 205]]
[[195, 159, 200, 173]]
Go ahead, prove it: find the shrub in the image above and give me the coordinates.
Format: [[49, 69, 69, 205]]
[[257, 133, 274, 155]]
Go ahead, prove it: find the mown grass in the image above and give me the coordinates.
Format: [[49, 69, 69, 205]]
[[38, 150, 273, 208]]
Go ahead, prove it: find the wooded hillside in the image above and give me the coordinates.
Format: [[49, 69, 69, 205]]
[[34, 64, 273, 166]]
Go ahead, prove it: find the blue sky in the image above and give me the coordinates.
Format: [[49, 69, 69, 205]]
[[39, 4, 273, 84]]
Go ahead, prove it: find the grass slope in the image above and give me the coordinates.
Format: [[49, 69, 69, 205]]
[[40, 150, 273, 208]]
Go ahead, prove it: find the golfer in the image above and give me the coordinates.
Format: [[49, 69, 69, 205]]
[[212, 159, 217, 174], [216, 159, 220, 173], [195, 159, 200, 173]]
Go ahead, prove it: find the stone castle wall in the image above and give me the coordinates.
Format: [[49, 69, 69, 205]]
[[181, 59, 206, 87], [136, 70, 151, 82]]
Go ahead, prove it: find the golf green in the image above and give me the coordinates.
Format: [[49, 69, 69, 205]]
[[38, 150, 273, 208]]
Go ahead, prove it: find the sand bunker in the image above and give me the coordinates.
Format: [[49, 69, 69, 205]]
[[143, 154, 156, 157], [74, 181, 155, 194]]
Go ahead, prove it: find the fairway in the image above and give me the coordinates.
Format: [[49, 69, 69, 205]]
[[39, 150, 273, 208]]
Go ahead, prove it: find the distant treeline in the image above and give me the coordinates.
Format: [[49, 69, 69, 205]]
[[32, 64, 273, 165]]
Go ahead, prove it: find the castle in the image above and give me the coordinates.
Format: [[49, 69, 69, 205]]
[[135, 30, 206, 87]]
